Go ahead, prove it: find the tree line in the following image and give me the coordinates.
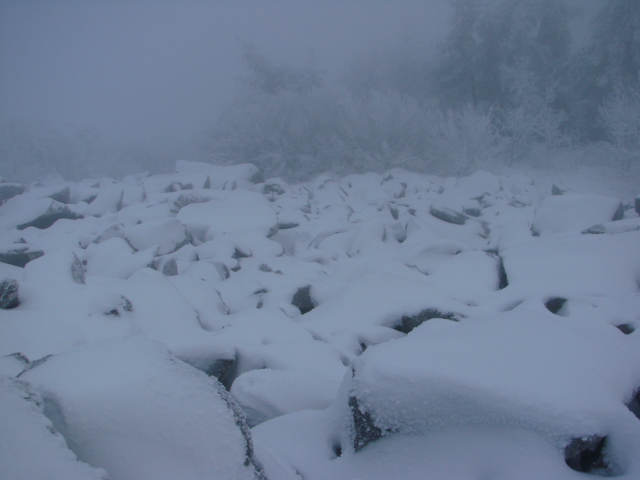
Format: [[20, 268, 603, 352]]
[[212, 0, 640, 181]]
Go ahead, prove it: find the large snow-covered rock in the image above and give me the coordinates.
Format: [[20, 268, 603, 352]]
[[341, 312, 640, 464], [177, 190, 278, 241], [20, 337, 266, 480], [532, 193, 623, 235]]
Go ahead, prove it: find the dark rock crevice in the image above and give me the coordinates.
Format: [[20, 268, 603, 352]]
[[564, 435, 616, 476], [393, 309, 461, 334], [292, 285, 316, 315]]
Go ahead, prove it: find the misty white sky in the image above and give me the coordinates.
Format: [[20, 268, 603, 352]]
[[0, 1, 452, 149]]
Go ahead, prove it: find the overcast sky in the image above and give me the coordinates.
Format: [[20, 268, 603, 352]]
[[0, 1, 452, 150]]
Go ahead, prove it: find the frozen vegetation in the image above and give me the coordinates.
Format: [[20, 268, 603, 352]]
[[1, 160, 639, 479]]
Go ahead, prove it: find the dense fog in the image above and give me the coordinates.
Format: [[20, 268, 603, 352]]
[[1, 0, 637, 183]]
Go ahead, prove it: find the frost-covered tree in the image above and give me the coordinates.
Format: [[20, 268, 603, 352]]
[[436, 0, 573, 110], [599, 86, 640, 171], [568, 0, 640, 141]]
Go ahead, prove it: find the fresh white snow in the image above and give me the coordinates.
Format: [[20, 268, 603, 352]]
[[1, 160, 639, 479]]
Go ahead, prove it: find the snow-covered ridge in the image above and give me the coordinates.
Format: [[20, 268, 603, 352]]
[[1, 161, 639, 480]]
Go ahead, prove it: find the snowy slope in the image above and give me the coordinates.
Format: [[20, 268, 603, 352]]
[[1, 161, 639, 479]]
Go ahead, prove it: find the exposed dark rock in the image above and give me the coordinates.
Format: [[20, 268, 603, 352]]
[[612, 203, 625, 221], [277, 222, 299, 230], [263, 182, 286, 196], [292, 285, 315, 315], [0, 277, 19, 309], [0, 183, 26, 202], [393, 309, 461, 334], [0, 245, 44, 267], [349, 396, 383, 452], [615, 323, 635, 335], [496, 255, 509, 290], [206, 358, 235, 384], [71, 253, 86, 285], [565, 436, 613, 475], [16, 355, 53, 378], [104, 296, 133, 316], [214, 379, 268, 478], [552, 184, 565, 196], [463, 206, 482, 217], [259, 264, 273, 273], [49, 186, 71, 204], [388, 203, 399, 220], [332, 442, 343, 458], [5, 352, 29, 364], [17, 204, 79, 230], [429, 205, 468, 225], [544, 297, 567, 315], [583, 224, 606, 234], [267, 225, 279, 238], [635, 196, 640, 215], [212, 261, 231, 280], [233, 247, 252, 259], [627, 390, 640, 420], [162, 258, 179, 276], [203, 176, 211, 189], [173, 193, 211, 211]]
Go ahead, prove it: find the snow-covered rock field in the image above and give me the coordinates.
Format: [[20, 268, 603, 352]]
[[1, 161, 639, 479]]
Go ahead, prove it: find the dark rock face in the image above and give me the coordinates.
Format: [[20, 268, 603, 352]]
[[16, 355, 53, 378], [104, 296, 133, 317], [544, 297, 567, 315], [612, 203, 625, 221], [489, 252, 509, 290], [277, 222, 299, 230], [49, 186, 71, 204], [0, 183, 27, 203], [215, 381, 268, 479], [206, 358, 235, 384], [615, 323, 635, 335], [162, 258, 179, 276], [635, 196, 640, 215], [463, 206, 482, 217], [0, 245, 44, 267], [552, 184, 565, 196], [292, 285, 315, 315], [429, 205, 469, 225], [393, 309, 461, 334], [564, 436, 613, 475], [388, 203, 399, 220], [583, 224, 606, 234], [173, 195, 208, 211], [71, 253, 86, 285], [0, 277, 19, 309], [349, 396, 383, 452], [627, 390, 640, 420], [17, 205, 79, 230]]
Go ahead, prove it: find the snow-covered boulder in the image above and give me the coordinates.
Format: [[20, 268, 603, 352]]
[[501, 230, 640, 297], [122, 218, 189, 255], [177, 190, 278, 241], [20, 337, 266, 480], [532, 193, 623, 235], [341, 312, 640, 472], [0, 196, 79, 230]]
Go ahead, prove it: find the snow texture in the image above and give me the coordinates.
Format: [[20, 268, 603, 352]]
[[1, 162, 640, 479]]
